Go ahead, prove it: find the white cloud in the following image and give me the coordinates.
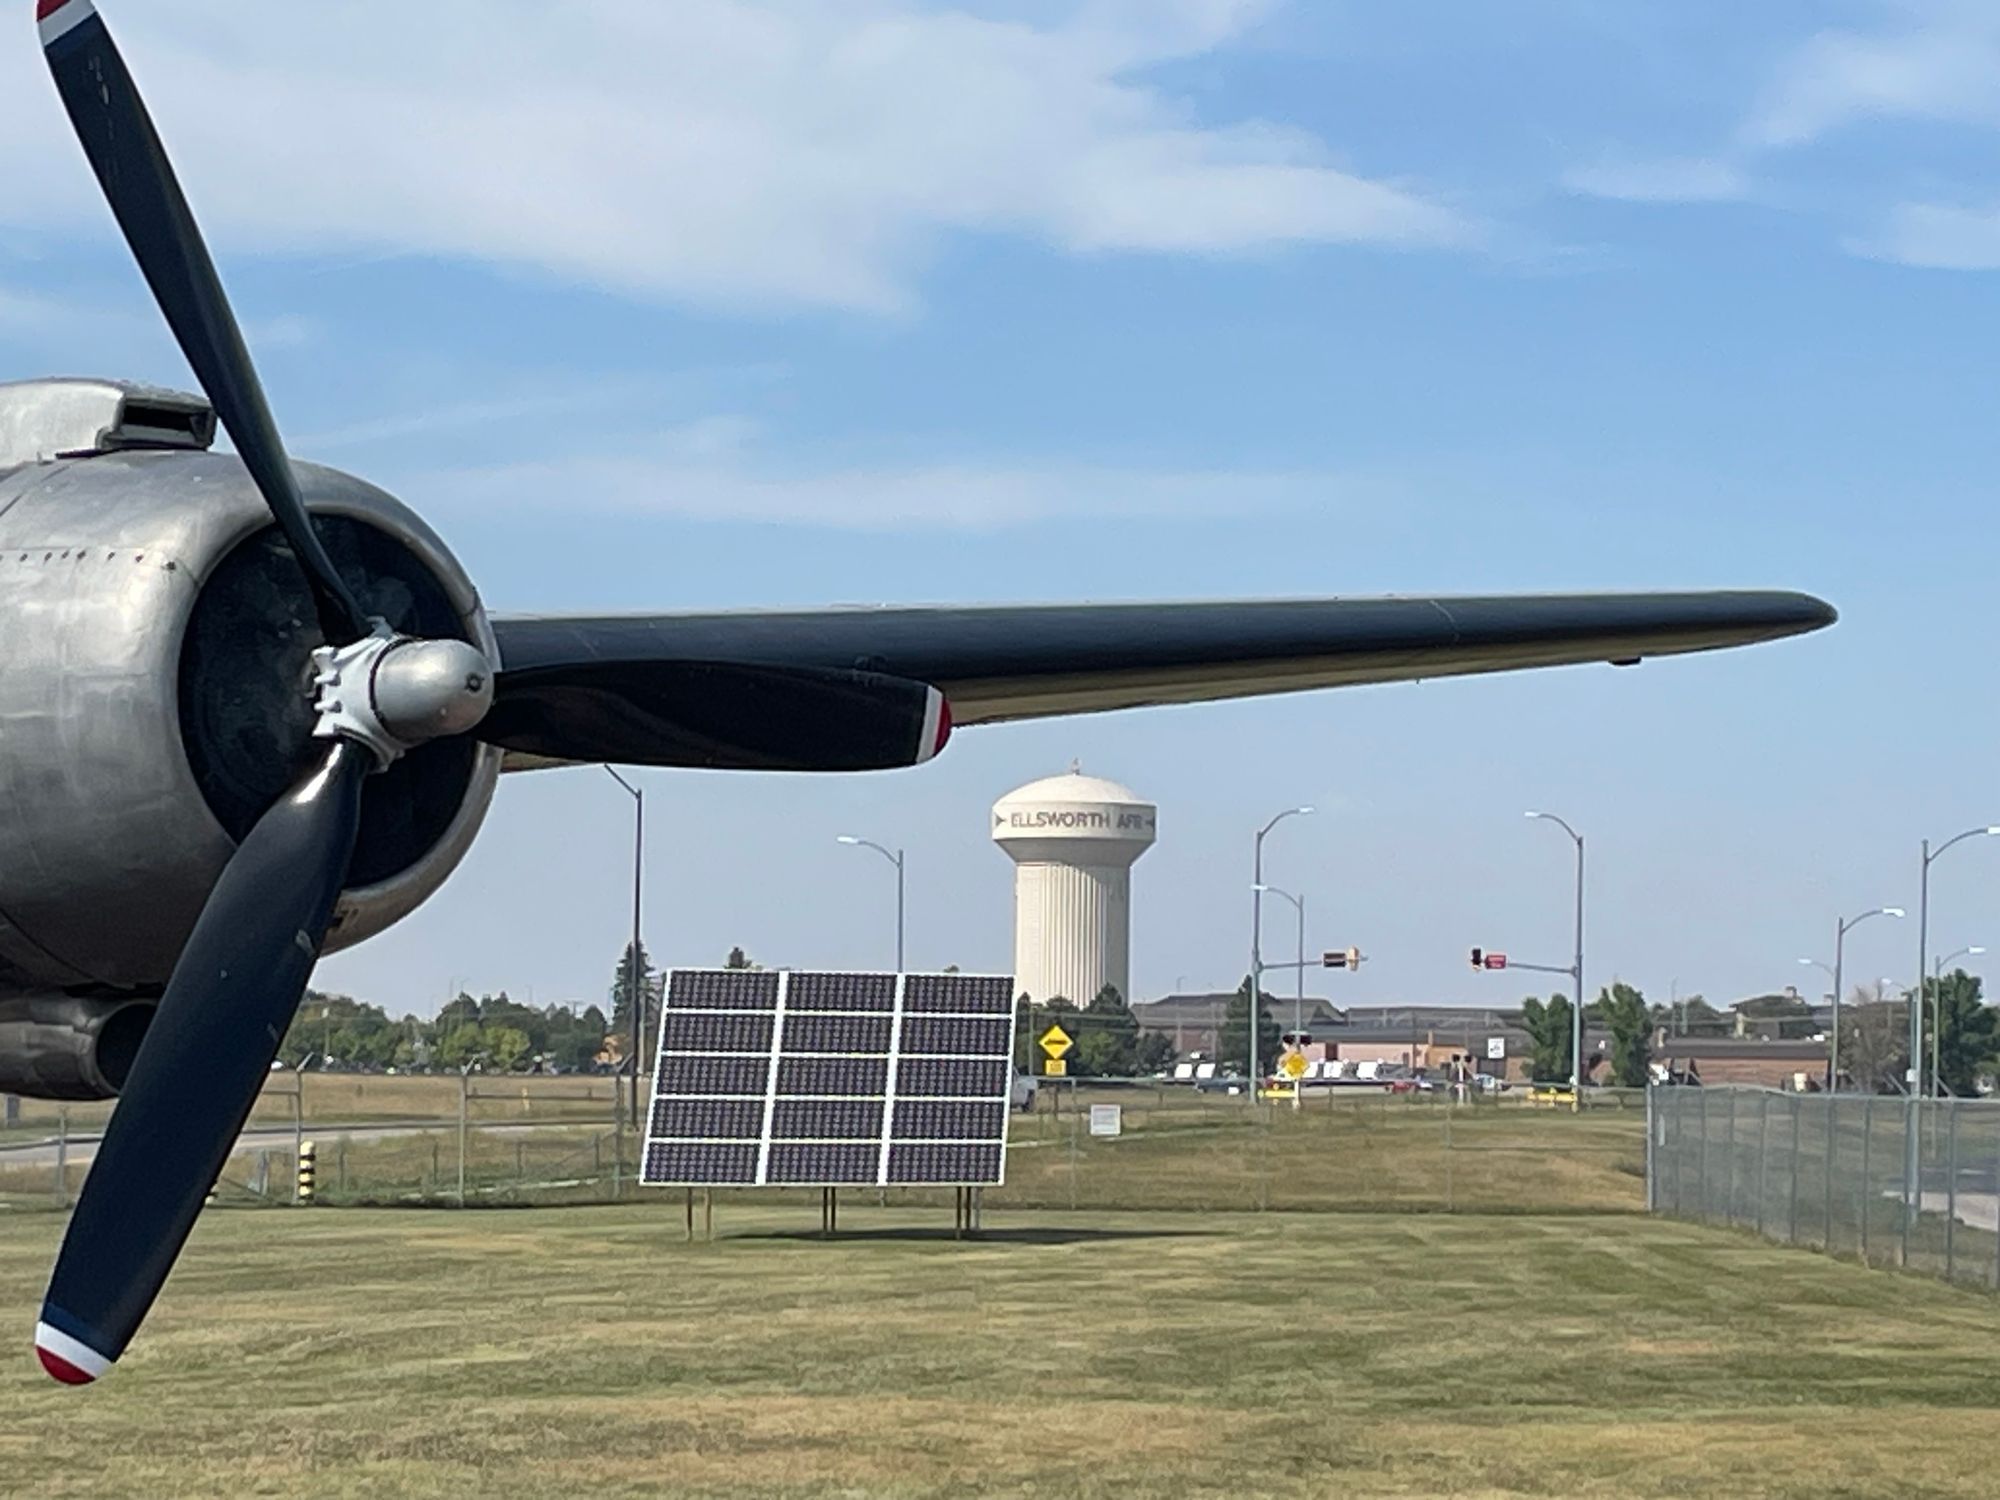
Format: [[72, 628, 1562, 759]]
[[0, 1, 1470, 314], [412, 417, 1331, 530], [1749, 5, 2000, 147], [1854, 200, 2000, 268], [1563, 156, 1749, 205]]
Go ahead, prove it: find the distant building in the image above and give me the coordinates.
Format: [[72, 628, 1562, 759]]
[[1132, 992, 1341, 1057], [1653, 1035, 1828, 1089]]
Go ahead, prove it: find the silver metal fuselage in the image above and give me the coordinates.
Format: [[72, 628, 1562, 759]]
[[0, 414, 499, 1007]]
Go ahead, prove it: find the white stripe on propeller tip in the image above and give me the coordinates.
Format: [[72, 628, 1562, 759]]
[[917, 689, 951, 763], [34, 1320, 113, 1385], [37, 0, 96, 47]]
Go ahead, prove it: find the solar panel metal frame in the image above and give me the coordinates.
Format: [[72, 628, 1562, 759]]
[[642, 968, 1018, 1188]]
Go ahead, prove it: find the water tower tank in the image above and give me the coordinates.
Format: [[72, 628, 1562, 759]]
[[992, 767, 1157, 1008]]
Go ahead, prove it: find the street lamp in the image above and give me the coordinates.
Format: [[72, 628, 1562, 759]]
[[1930, 945, 1986, 1098], [1908, 827, 1998, 1217], [1253, 884, 1307, 1035], [837, 836, 906, 971], [1251, 807, 1314, 1088], [1916, 829, 1999, 1098], [603, 767, 645, 1132], [1810, 906, 1904, 1092], [1525, 812, 1585, 1099]]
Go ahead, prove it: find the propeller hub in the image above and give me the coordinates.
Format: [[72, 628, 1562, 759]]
[[312, 626, 494, 768], [372, 638, 495, 744]]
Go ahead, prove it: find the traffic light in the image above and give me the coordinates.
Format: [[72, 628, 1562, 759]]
[[1469, 947, 1482, 970], [1345, 945, 1361, 970], [1322, 946, 1364, 970]]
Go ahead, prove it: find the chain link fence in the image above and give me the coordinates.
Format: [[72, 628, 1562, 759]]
[[1649, 1084, 2000, 1289], [1, 1074, 1650, 1218]]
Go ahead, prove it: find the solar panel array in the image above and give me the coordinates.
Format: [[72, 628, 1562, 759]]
[[642, 969, 1019, 1187]]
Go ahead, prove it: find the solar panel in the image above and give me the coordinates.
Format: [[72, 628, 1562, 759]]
[[641, 969, 1018, 1187]]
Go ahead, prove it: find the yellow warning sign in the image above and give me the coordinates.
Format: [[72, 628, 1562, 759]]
[[1038, 1024, 1074, 1060], [1043, 1059, 1067, 1077], [1278, 1050, 1308, 1080]]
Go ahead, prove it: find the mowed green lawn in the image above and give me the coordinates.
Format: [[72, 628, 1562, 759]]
[[2, 1203, 1997, 1498]]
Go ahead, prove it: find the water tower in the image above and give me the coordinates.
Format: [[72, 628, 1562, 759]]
[[991, 767, 1157, 1007]]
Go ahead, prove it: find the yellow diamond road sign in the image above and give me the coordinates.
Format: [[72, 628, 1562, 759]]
[[1038, 1024, 1074, 1061], [1279, 1050, 1307, 1080]]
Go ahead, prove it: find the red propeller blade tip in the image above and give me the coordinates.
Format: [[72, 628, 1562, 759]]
[[34, 1321, 111, 1385]]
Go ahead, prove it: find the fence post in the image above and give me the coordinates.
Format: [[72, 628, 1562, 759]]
[[1788, 1093, 1803, 1246], [1754, 1091, 1771, 1237], [291, 1084, 304, 1205], [1860, 1095, 1874, 1266], [1644, 1084, 1655, 1213], [1723, 1088, 1739, 1226], [1444, 1104, 1455, 1213], [1823, 1093, 1838, 1252], [1697, 1087, 1711, 1221], [456, 1070, 469, 1207], [1899, 1097, 1914, 1270], [1944, 1101, 1960, 1282]]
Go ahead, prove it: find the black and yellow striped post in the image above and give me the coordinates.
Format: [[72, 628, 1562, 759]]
[[296, 1139, 317, 1206]]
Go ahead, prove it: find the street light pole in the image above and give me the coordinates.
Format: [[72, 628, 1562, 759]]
[[1815, 906, 1904, 1092], [1911, 828, 1997, 1208], [1251, 807, 1313, 1091], [1917, 830, 1998, 1098], [1526, 812, 1584, 1102], [1255, 884, 1307, 1034], [603, 767, 645, 1133], [837, 836, 906, 971]]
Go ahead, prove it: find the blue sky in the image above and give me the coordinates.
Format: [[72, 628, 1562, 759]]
[[4, 1, 1997, 1019]]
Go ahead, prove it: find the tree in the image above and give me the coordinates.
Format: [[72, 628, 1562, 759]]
[[1073, 984, 1140, 1077], [1134, 1032, 1176, 1074], [1520, 995, 1574, 1083], [1929, 970, 1998, 1096], [724, 946, 758, 970], [609, 941, 657, 1059], [1840, 982, 1910, 1093], [487, 1025, 532, 1072], [1219, 976, 1282, 1078], [1598, 983, 1651, 1088]]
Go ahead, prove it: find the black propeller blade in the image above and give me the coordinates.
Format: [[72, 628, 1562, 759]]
[[480, 661, 951, 771], [38, 0, 365, 646], [35, 741, 368, 1385]]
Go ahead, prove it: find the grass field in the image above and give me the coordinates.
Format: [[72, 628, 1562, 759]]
[[4, 1202, 1999, 1498]]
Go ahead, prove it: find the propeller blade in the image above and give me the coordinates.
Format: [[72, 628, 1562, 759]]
[[479, 660, 951, 771], [38, 0, 365, 645], [34, 740, 369, 1385]]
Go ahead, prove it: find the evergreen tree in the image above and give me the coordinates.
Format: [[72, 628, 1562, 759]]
[[1219, 975, 1281, 1078], [1929, 970, 1997, 1096], [609, 941, 656, 1063]]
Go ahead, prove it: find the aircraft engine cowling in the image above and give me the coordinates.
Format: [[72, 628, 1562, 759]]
[[0, 441, 501, 997], [0, 995, 156, 1100]]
